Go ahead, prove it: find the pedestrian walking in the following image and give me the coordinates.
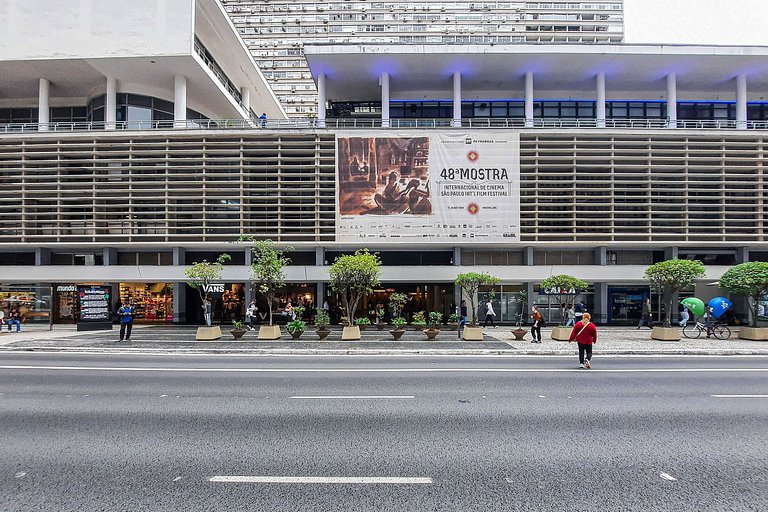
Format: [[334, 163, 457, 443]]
[[568, 312, 598, 369], [531, 306, 544, 343], [566, 304, 576, 327], [459, 300, 468, 327], [678, 306, 690, 327], [6, 308, 21, 333], [259, 112, 267, 128], [483, 299, 496, 328], [574, 301, 584, 324], [117, 302, 134, 342], [637, 298, 653, 329], [246, 300, 258, 330], [202, 298, 212, 327]]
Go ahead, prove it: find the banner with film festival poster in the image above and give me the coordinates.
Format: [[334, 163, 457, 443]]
[[335, 131, 520, 243]]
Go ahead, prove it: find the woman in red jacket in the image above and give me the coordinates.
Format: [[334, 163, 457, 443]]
[[568, 312, 598, 369]]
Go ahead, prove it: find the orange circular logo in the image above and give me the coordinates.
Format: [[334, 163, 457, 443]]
[[467, 150, 479, 162], [468, 203, 480, 215]]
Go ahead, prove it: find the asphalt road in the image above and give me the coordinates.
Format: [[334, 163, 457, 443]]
[[1, 353, 767, 511]]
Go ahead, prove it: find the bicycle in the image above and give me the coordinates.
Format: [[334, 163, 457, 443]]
[[681, 320, 731, 340]]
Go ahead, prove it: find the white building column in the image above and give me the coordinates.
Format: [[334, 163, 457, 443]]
[[380, 72, 390, 128], [174, 75, 187, 127], [525, 71, 534, 128], [38, 78, 50, 131], [453, 72, 462, 127], [596, 71, 606, 128], [666, 73, 677, 128], [736, 73, 747, 129], [240, 86, 251, 113], [317, 73, 326, 128], [105, 76, 117, 130]]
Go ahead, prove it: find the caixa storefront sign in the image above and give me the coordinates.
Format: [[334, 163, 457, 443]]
[[202, 283, 225, 294]]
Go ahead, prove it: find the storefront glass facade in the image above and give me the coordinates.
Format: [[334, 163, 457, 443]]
[[0, 284, 51, 327], [119, 283, 174, 322]]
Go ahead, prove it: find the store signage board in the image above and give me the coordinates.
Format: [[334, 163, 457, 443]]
[[77, 285, 112, 331], [335, 131, 520, 243]]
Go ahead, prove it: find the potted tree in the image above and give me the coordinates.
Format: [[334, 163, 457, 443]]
[[314, 309, 331, 340], [244, 238, 291, 340], [645, 259, 706, 341], [230, 320, 247, 340], [389, 293, 407, 323], [184, 253, 231, 341], [328, 250, 382, 341], [375, 307, 387, 330], [540, 275, 588, 341], [390, 316, 407, 340], [719, 261, 768, 341], [455, 272, 500, 340], [411, 311, 427, 331], [424, 311, 443, 340], [511, 290, 528, 341]]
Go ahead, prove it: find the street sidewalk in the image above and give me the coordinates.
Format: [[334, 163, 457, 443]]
[[0, 324, 766, 356]]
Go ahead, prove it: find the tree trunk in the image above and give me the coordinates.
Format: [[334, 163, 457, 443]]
[[268, 291, 274, 326], [750, 296, 758, 328], [664, 290, 673, 328]]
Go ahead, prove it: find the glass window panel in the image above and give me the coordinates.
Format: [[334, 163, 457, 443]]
[[578, 107, 594, 117], [561, 106, 577, 117], [129, 94, 153, 108], [491, 106, 508, 117], [611, 107, 628, 117], [629, 107, 644, 117], [474, 103, 490, 117]]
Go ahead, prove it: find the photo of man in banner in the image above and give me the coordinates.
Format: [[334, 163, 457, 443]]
[[338, 136, 432, 216]]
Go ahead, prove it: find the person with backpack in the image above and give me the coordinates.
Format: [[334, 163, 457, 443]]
[[568, 312, 598, 369], [246, 300, 258, 330], [117, 302, 135, 342], [531, 305, 545, 343]]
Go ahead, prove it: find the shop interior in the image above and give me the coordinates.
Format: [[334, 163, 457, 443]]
[[119, 282, 174, 322]]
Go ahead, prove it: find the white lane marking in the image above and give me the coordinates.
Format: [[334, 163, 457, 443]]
[[173, 476, 183, 482], [209, 476, 432, 484], [14, 472, 26, 478], [660, 473, 677, 482], [2, 365, 768, 374], [711, 395, 768, 398], [289, 395, 414, 400]]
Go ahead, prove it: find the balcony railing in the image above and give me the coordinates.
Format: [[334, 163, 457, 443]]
[[3, 118, 768, 133]]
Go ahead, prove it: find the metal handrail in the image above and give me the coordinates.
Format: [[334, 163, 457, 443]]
[[2, 118, 767, 133]]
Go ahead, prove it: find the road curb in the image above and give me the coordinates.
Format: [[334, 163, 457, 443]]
[[3, 347, 768, 357]]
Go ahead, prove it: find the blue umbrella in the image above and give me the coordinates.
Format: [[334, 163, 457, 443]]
[[707, 297, 732, 319]]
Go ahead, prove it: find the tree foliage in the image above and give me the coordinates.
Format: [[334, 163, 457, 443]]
[[328, 250, 382, 326], [455, 272, 500, 326], [645, 259, 706, 327], [719, 262, 768, 327], [539, 274, 589, 324], [184, 254, 231, 301], [244, 238, 292, 326]]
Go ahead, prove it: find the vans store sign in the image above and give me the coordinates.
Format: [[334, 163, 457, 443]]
[[203, 284, 225, 294], [335, 131, 520, 243]]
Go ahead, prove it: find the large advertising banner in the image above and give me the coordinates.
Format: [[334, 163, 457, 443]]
[[336, 131, 520, 243]]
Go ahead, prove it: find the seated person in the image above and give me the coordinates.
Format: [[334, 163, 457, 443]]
[[362, 171, 409, 215]]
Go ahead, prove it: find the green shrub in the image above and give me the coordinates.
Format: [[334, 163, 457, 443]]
[[315, 309, 330, 328], [286, 319, 306, 334], [428, 311, 443, 329], [392, 317, 407, 329], [412, 311, 426, 326], [354, 317, 371, 326]]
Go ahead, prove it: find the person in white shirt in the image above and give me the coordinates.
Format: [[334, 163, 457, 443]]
[[246, 300, 258, 330], [483, 299, 496, 328]]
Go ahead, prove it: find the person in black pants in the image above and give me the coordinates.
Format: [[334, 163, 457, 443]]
[[118, 302, 135, 342], [531, 306, 543, 343]]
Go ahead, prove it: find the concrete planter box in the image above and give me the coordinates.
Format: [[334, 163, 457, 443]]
[[550, 326, 572, 341], [342, 325, 361, 340], [652, 326, 681, 341], [258, 325, 282, 340], [462, 326, 484, 341], [196, 326, 222, 340], [738, 327, 768, 341]]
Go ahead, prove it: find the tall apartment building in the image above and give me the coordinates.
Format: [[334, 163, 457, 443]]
[[221, 1, 625, 116]]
